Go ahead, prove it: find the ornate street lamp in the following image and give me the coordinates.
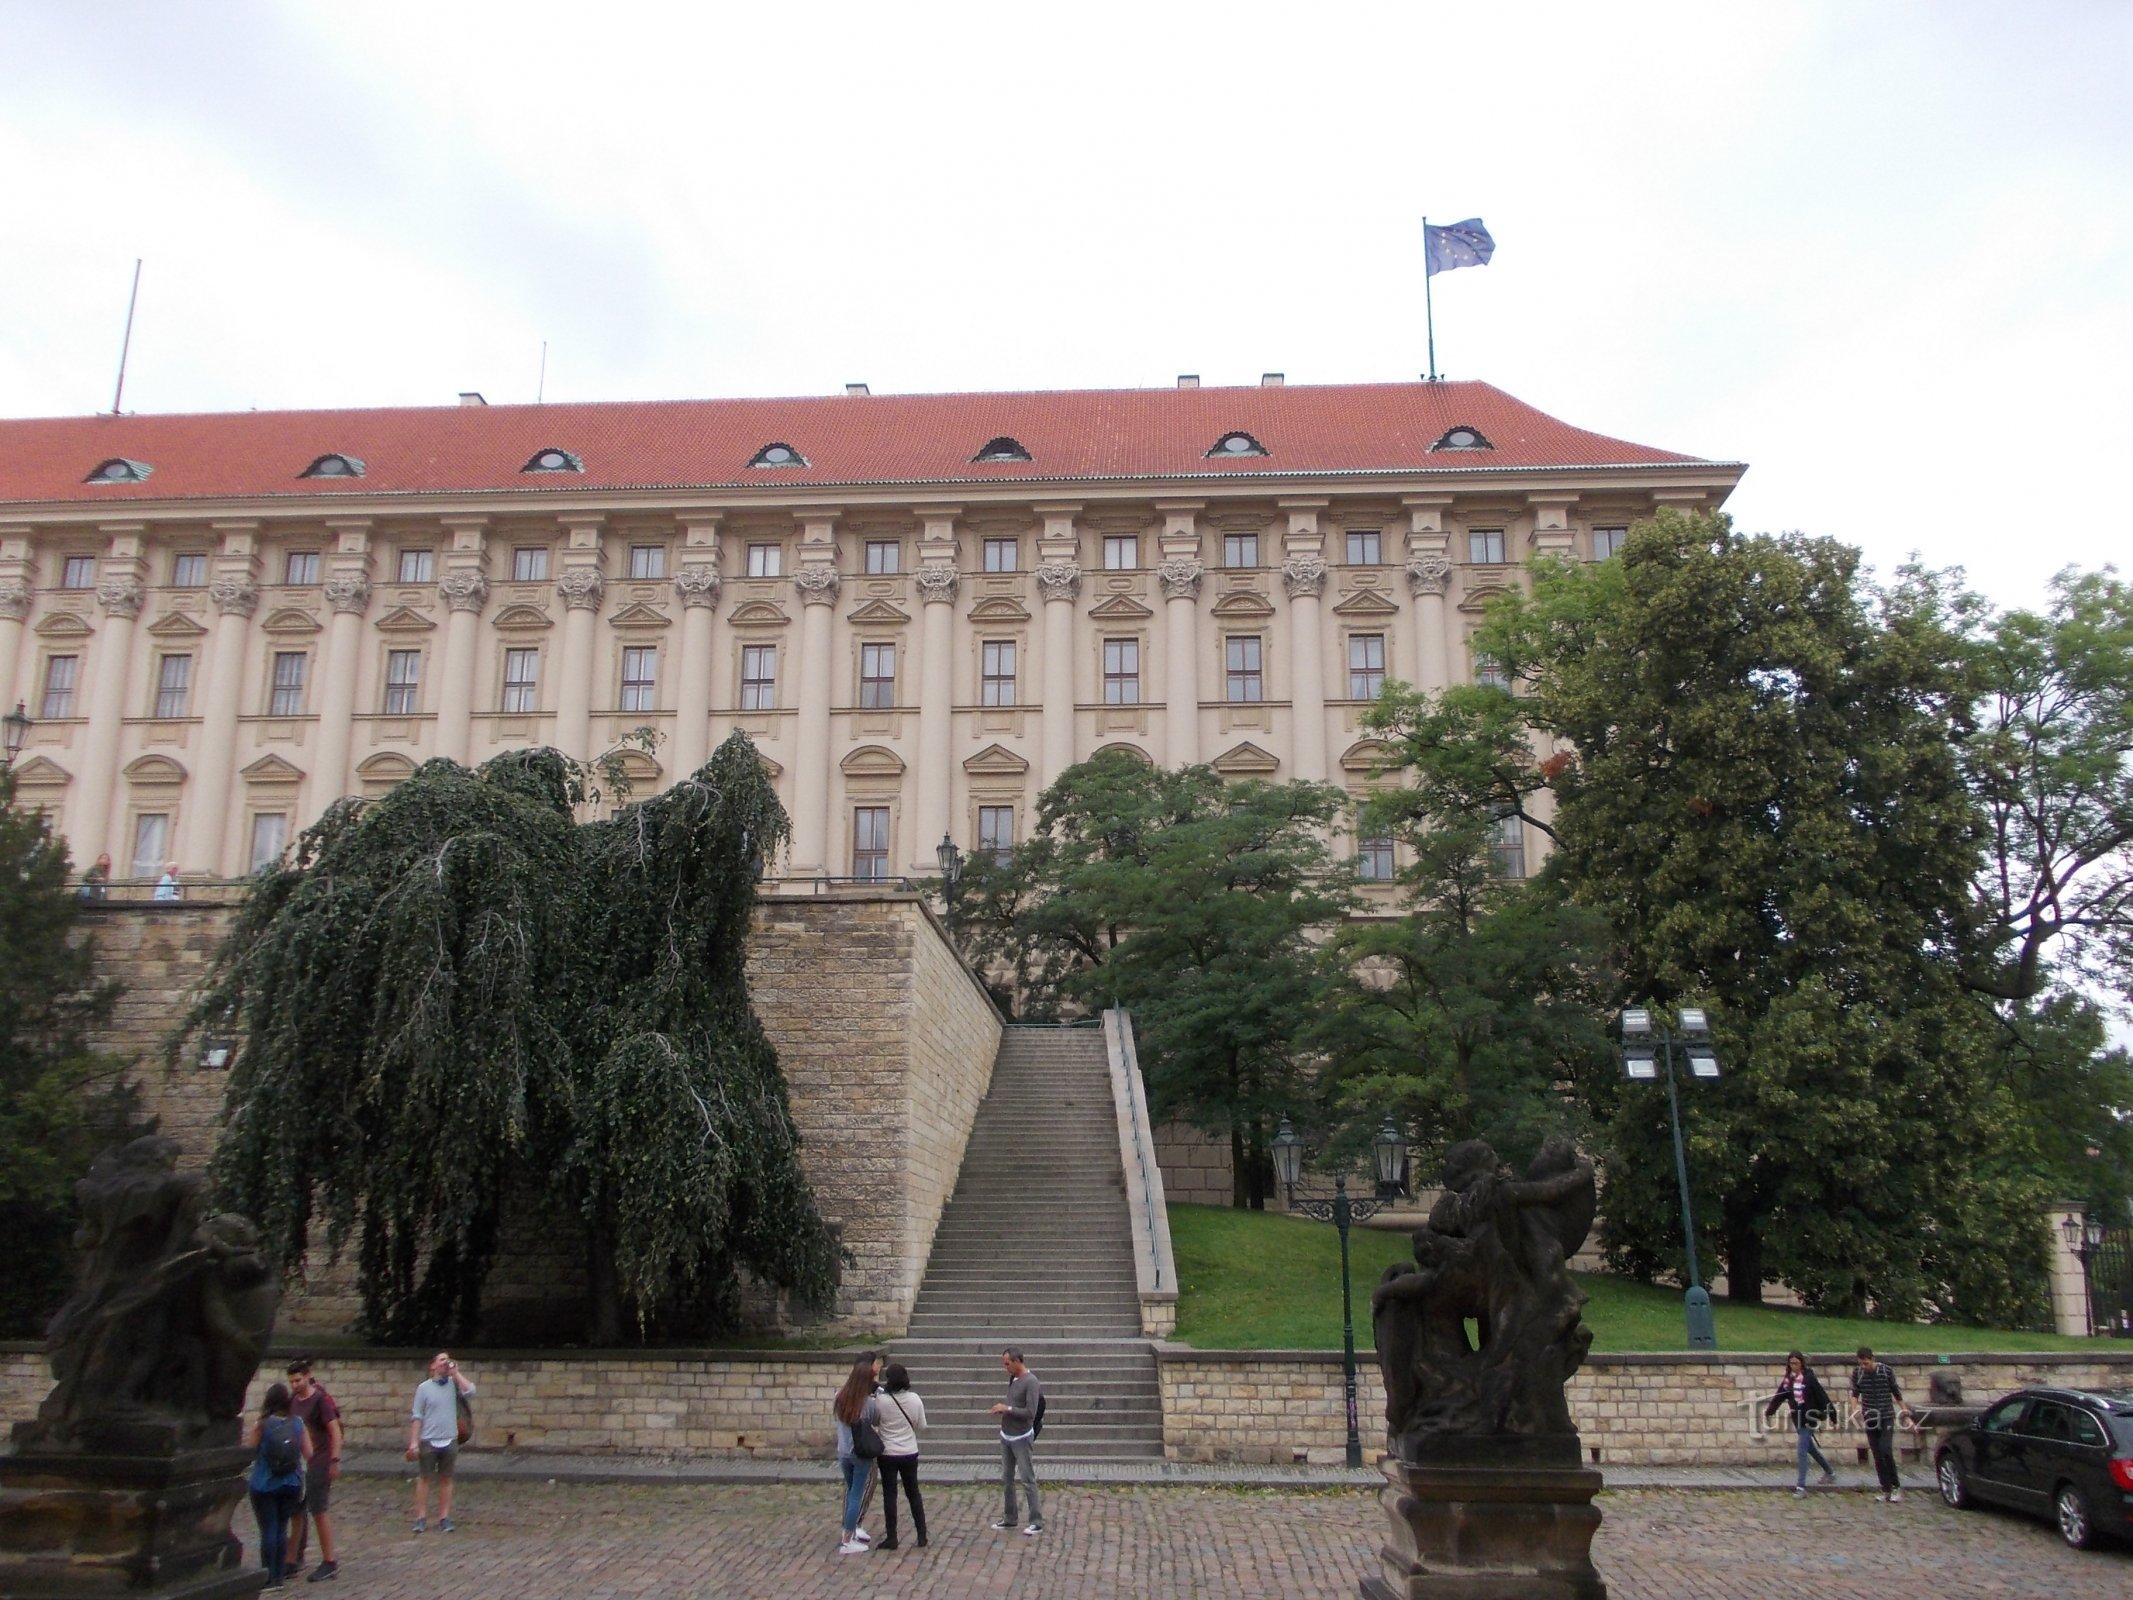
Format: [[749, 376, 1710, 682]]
[[1622, 1004, 1721, 1350], [935, 833, 962, 932], [2062, 1213, 2107, 1336], [1273, 1115, 1409, 1467], [2, 701, 30, 766]]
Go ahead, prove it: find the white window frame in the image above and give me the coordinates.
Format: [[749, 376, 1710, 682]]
[[171, 552, 208, 588], [502, 648, 540, 713], [852, 806, 891, 881], [1468, 528, 1506, 564], [740, 644, 777, 710], [981, 639, 1017, 707], [864, 541, 901, 575], [1346, 530, 1382, 566], [513, 546, 551, 582], [982, 538, 1018, 573], [620, 646, 658, 712], [1103, 638, 1140, 705], [385, 649, 422, 715], [1223, 532, 1259, 568], [978, 805, 1015, 865], [628, 545, 666, 580], [154, 653, 192, 719], [1102, 535, 1138, 570], [1225, 635, 1264, 703], [397, 548, 435, 584], [1348, 634, 1386, 700], [40, 654, 79, 718], [859, 642, 897, 709], [746, 543, 782, 578], [284, 551, 321, 585], [268, 651, 308, 716]]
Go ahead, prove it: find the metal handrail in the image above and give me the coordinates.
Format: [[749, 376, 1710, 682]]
[[1107, 1007, 1173, 1294]]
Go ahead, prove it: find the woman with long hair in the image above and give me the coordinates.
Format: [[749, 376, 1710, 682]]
[[1762, 1350, 1837, 1496], [832, 1353, 883, 1555], [873, 1362, 929, 1550], [246, 1381, 312, 1586]]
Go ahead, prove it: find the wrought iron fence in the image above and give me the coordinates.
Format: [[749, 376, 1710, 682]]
[[2083, 1225, 2133, 1337]]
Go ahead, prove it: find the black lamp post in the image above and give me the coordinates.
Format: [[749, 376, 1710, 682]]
[[2061, 1212, 2106, 1336], [935, 832, 962, 931], [2, 701, 30, 767], [1272, 1115, 1409, 1467], [1622, 1005, 1721, 1350]]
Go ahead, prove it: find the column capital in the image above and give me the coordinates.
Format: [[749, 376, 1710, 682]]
[[556, 567, 607, 611], [1034, 561, 1082, 603], [1405, 554, 1453, 596], [439, 571, 490, 614], [674, 563, 722, 608], [915, 563, 960, 604], [96, 575, 145, 619], [793, 565, 841, 606], [0, 577, 32, 621], [1157, 556, 1204, 602], [1281, 555, 1328, 600], [323, 573, 373, 614], [209, 575, 260, 617]]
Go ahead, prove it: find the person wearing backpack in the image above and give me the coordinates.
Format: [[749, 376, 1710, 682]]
[[285, 1358, 344, 1581], [1762, 1351, 1838, 1496], [832, 1353, 884, 1555], [988, 1348, 1044, 1536], [405, 1351, 477, 1533], [872, 1362, 929, 1551], [247, 1381, 311, 1588]]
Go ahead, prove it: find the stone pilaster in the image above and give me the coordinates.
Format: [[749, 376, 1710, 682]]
[[670, 515, 723, 779], [309, 523, 373, 822], [179, 526, 260, 873], [434, 516, 491, 766], [553, 520, 607, 763], [787, 517, 840, 875], [72, 534, 147, 871], [913, 509, 960, 869], [1280, 502, 1329, 783]]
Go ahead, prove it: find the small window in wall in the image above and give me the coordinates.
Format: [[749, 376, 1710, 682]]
[[983, 538, 1018, 573], [268, 652, 308, 716], [1224, 533, 1259, 568], [172, 553, 208, 587], [1226, 636, 1264, 703], [1102, 535, 1138, 571], [154, 653, 192, 719], [1104, 638, 1140, 705], [248, 812, 288, 872], [746, 543, 782, 578], [864, 541, 901, 575], [502, 648, 540, 713], [1489, 809, 1527, 879], [979, 805, 1015, 865], [61, 555, 96, 589], [1359, 835, 1395, 882], [397, 548, 435, 584], [853, 806, 890, 881], [41, 655, 79, 718], [1349, 634, 1386, 700], [628, 545, 666, 580], [981, 640, 1017, 707], [284, 551, 321, 585], [740, 645, 778, 710], [859, 642, 897, 709], [1473, 652, 1510, 690], [620, 646, 658, 712], [130, 813, 171, 881], [1593, 526, 1629, 560], [513, 546, 551, 582], [385, 649, 422, 714], [1468, 528, 1506, 565], [1346, 530, 1382, 566]]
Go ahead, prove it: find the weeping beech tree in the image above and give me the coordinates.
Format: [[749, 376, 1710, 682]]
[[181, 732, 841, 1345]]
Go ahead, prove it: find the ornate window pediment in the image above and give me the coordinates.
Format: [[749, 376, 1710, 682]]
[[1341, 737, 1399, 774], [1458, 581, 1513, 615], [373, 605, 437, 634], [146, 610, 210, 638], [755, 753, 784, 779], [124, 754, 188, 786], [1332, 587, 1401, 618], [962, 743, 1030, 777], [967, 596, 1031, 623], [845, 598, 912, 626], [356, 753, 417, 795], [1087, 593, 1154, 621], [1211, 740, 1280, 776], [840, 744, 905, 777], [1091, 741, 1152, 766], [726, 599, 791, 628], [11, 755, 71, 788], [241, 754, 305, 786], [492, 603, 554, 632], [607, 750, 663, 787], [260, 606, 323, 636], [1210, 590, 1276, 619], [34, 611, 94, 638], [607, 601, 672, 631]]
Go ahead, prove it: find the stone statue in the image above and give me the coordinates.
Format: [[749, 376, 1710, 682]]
[[19, 1135, 279, 1453], [1362, 1135, 1606, 1600]]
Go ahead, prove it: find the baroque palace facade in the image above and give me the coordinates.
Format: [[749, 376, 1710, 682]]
[[0, 378, 1740, 884]]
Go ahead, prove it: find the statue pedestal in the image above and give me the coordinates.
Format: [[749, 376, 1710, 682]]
[[0, 1440, 263, 1599], [1361, 1438, 1606, 1600]]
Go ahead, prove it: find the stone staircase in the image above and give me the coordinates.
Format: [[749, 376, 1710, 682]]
[[889, 1025, 1164, 1460]]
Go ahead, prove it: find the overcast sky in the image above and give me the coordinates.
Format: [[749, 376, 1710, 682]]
[[3, 0, 2126, 613]]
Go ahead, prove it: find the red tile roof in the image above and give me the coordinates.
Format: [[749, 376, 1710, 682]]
[[0, 381, 1725, 507]]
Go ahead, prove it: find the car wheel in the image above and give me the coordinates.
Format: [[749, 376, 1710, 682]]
[[2054, 1483, 2095, 1550], [1935, 1450, 1971, 1509]]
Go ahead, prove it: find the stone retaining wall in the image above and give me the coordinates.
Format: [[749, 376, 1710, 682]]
[[1156, 1349, 2133, 1468]]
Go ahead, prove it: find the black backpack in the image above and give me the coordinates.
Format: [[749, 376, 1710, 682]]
[[1032, 1392, 1048, 1439], [263, 1415, 301, 1475]]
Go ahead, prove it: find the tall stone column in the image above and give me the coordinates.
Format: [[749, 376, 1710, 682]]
[[435, 572, 488, 765], [915, 556, 959, 866], [1405, 554, 1453, 693], [788, 563, 840, 875], [1158, 556, 1204, 767], [1282, 552, 1329, 783], [181, 555, 259, 874], [1035, 560, 1081, 786], [553, 564, 606, 762], [0, 573, 30, 721], [671, 558, 721, 779], [73, 549, 146, 871], [311, 525, 373, 822]]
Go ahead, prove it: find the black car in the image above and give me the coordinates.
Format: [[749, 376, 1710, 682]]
[[1934, 1386, 2133, 1549]]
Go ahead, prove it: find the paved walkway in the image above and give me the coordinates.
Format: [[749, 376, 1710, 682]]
[[284, 1474, 2127, 1599]]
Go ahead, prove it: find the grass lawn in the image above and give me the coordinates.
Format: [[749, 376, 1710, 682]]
[[1168, 1202, 2096, 1354]]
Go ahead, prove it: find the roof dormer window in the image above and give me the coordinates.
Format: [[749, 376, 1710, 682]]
[[522, 447, 583, 473], [1207, 431, 1267, 459], [302, 453, 365, 478], [1431, 425, 1493, 451], [973, 436, 1032, 463], [748, 443, 806, 468], [86, 457, 151, 484]]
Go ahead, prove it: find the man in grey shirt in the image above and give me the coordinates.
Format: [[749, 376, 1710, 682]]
[[988, 1348, 1043, 1535], [405, 1352, 476, 1533]]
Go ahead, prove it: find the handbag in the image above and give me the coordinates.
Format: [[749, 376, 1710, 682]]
[[850, 1402, 884, 1461]]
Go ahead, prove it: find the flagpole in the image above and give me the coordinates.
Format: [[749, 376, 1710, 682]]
[[1422, 216, 1438, 381]]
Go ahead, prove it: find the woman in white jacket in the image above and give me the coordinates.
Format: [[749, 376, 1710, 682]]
[[872, 1362, 929, 1550]]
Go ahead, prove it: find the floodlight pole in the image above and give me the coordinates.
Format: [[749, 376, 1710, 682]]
[[1624, 1010, 1719, 1350]]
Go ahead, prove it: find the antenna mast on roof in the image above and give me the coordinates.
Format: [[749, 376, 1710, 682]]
[[537, 340, 548, 404], [110, 259, 142, 414]]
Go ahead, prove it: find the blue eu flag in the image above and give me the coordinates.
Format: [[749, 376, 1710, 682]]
[[1423, 218, 1495, 277]]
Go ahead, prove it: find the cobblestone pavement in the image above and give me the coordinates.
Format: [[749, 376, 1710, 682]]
[[276, 1477, 2128, 1599]]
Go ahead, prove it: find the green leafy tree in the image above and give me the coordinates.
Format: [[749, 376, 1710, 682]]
[[959, 752, 1353, 1205], [0, 767, 136, 1335], [185, 733, 840, 1344]]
